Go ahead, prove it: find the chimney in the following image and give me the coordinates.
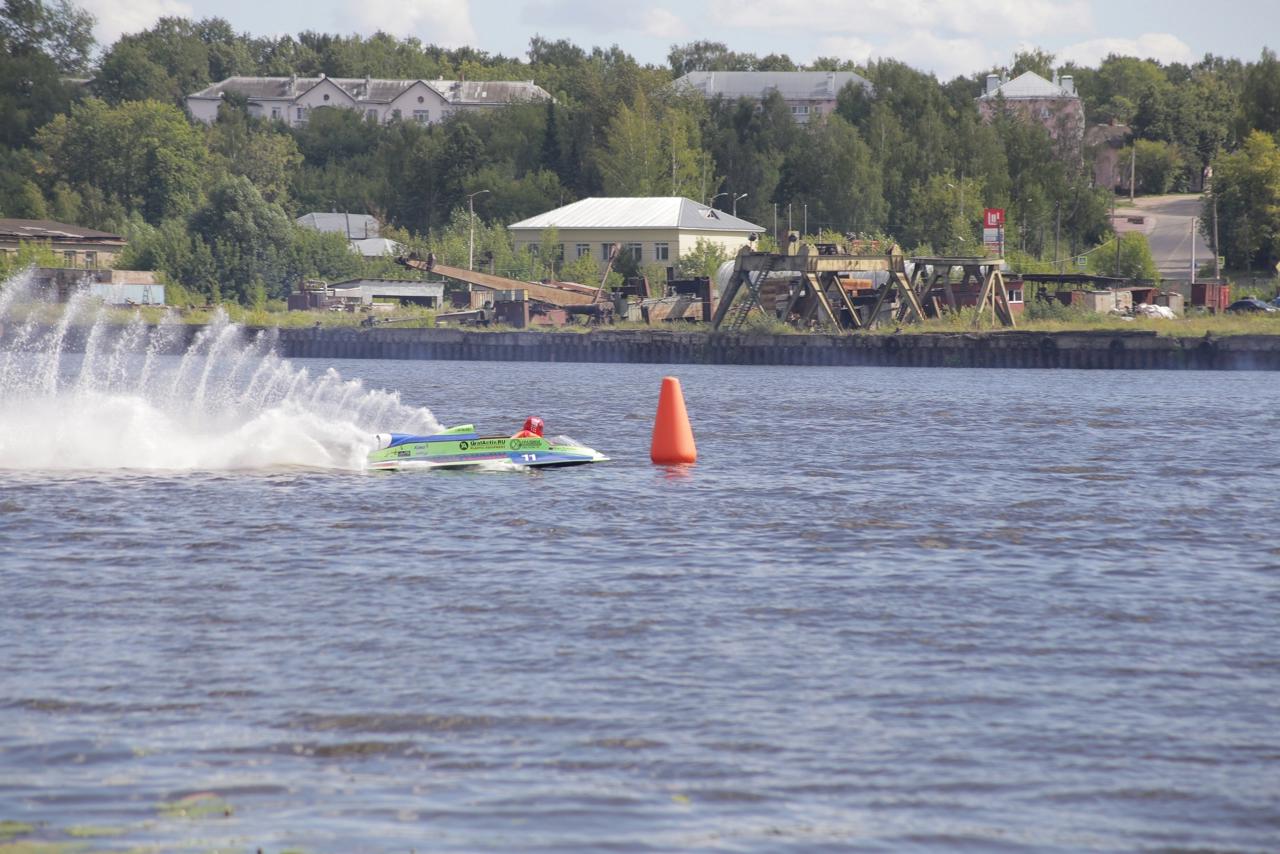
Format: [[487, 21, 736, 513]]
[[985, 74, 1000, 95], [1060, 74, 1075, 95]]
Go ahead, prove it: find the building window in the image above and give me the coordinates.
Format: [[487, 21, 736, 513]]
[[413, 109, 430, 124], [654, 242, 669, 261], [64, 250, 76, 267], [790, 104, 809, 115], [295, 107, 305, 122], [366, 109, 378, 121], [84, 251, 96, 269], [622, 242, 642, 263], [391, 108, 401, 120], [601, 243, 613, 260], [1008, 288, 1023, 302], [417, 95, 424, 103], [322, 93, 330, 102], [575, 243, 590, 258], [271, 107, 281, 120]]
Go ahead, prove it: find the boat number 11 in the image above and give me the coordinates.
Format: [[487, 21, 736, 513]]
[[521, 454, 537, 462]]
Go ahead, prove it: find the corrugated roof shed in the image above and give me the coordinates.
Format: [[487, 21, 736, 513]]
[[0, 219, 124, 243], [675, 70, 873, 101], [296, 212, 381, 238], [508, 198, 764, 232]]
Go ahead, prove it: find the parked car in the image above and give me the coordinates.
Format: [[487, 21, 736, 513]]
[[1271, 295, 1280, 308], [1225, 297, 1278, 313]]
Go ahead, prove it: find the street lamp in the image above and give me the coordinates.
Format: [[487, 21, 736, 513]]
[[467, 189, 490, 271], [732, 193, 748, 217], [709, 192, 728, 208]]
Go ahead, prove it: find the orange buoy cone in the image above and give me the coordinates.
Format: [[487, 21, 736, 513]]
[[651, 376, 697, 464]]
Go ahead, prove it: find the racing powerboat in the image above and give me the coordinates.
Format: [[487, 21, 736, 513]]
[[368, 424, 609, 470]]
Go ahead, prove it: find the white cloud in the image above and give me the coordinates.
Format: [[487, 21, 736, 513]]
[[711, 0, 1092, 39], [644, 9, 690, 40], [1057, 32, 1194, 66], [78, 0, 193, 45], [519, 0, 689, 38], [815, 31, 1000, 79], [345, 0, 476, 49]]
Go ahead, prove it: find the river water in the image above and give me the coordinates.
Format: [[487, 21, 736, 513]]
[[1, 283, 1278, 851]]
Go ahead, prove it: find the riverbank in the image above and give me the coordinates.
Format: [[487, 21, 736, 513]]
[[261, 326, 1279, 370], [7, 321, 1279, 370]]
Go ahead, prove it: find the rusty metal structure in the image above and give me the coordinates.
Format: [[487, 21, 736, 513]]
[[398, 253, 613, 327], [712, 236, 910, 331], [713, 238, 1018, 331], [874, 257, 1017, 328]]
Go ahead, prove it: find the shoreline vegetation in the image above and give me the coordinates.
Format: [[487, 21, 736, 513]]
[[4, 300, 1280, 339]]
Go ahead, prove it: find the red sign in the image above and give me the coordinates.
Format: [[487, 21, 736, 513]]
[[984, 208, 1005, 228]]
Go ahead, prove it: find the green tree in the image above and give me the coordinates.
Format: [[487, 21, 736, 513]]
[[0, 0, 95, 72], [1010, 48, 1056, 79], [1240, 48, 1280, 135], [598, 88, 665, 195], [36, 98, 207, 226], [94, 17, 218, 106], [1206, 130, 1280, 269], [675, 237, 730, 279], [902, 171, 984, 254], [777, 115, 884, 235], [190, 175, 293, 300], [0, 0, 94, 147], [1089, 231, 1158, 280], [1125, 139, 1185, 194], [208, 102, 302, 205]]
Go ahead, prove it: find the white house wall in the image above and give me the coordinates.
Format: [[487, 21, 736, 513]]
[[509, 227, 754, 271], [385, 82, 452, 125]]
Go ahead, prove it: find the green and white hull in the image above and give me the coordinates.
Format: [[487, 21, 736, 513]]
[[368, 424, 609, 471]]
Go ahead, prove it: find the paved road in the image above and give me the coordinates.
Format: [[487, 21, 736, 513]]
[[1113, 194, 1215, 280]]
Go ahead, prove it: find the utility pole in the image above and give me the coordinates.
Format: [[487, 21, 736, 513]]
[[1129, 144, 1136, 203], [733, 193, 747, 217], [1208, 166, 1221, 280], [788, 203, 792, 232], [773, 203, 777, 243], [467, 189, 490, 271], [1113, 194, 1121, 276], [1191, 215, 1197, 285], [1055, 202, 1061, 273], [803, 203, 808, 236], [1213, 195, 1221, 280]]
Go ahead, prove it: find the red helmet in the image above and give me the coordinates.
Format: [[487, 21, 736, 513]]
[[523, 416, 544, 437]]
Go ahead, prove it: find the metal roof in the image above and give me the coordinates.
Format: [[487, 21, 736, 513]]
[[979, 71, 1077, 101], [296, 212, 381, 238], [508, 198, 764, 232], [350, 237, 401, 257], [188, 76, 550, 105], [675, 71, 873, 101], [0, 218, 124, 243]]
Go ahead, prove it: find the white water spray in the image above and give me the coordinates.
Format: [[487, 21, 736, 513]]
[[0, 272, 440, 471]]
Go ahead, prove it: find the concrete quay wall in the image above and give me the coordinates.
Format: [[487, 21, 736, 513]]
[[263, 327, 1280, 371]]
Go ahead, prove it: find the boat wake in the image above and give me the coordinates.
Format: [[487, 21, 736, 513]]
[[0, 269, 440, 472]]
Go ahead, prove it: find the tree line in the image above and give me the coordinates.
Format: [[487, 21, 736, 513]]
[[1, 0, 1278, 305]]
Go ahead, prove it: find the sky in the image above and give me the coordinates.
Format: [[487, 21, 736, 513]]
[[75, 0, 1274, 79]]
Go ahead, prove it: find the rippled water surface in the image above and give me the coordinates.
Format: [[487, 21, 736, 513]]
[[2, 350, 1279, 851]]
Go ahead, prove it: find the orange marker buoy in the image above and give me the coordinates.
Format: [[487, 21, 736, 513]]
[[650, 376, 697, 464]]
